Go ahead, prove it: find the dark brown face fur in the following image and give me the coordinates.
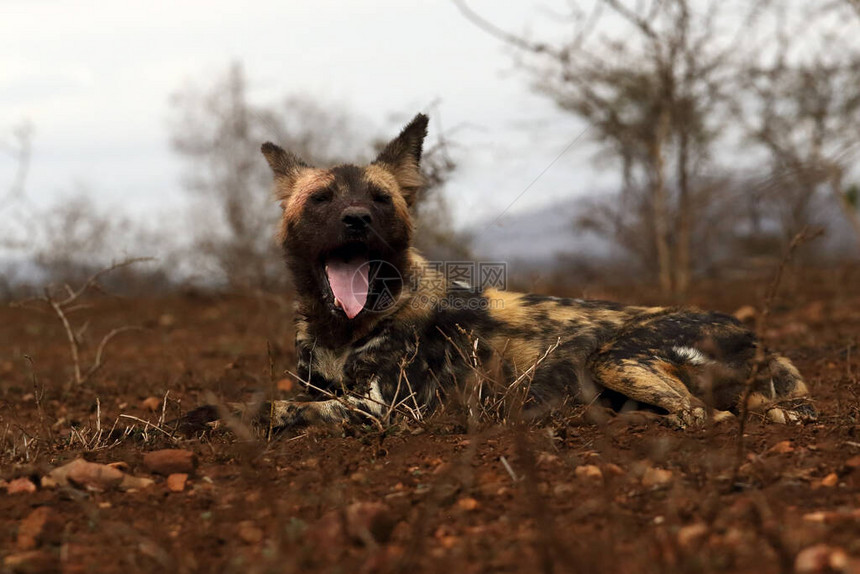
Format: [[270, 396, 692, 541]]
[[261, 114, 428, 324]]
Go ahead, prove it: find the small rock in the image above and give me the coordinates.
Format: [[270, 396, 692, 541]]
[[157, 313, 175, 328], [575, 465, 603, 482], [39, 477, 57, 490], [48, 459, 124, 492], [141, 397, 161, 412], [166, 473, 188, 492], [767, 440, 795, 455], [276, 378, 295, 392], [677, 522, 709, 549], [237, 521, 264, 545], [733, 305, 757, 323], [120, 475, 154, 491], [143, 449, 197, 476], [5, 477, 37, 495], [456, 497, 479, 511], [795, 544, 848, 573], [845, 455, 860, 469], [820, 473, 839, 488], [642, 467, 673, 489], [536, 452, 560, 467], [17, 507, 63, 550], [603, 463, 625, 476], [3, 550, 58, 573], [803, 508, 860, 524]]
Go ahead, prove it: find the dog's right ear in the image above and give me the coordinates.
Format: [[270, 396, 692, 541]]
[[261, 142, 309, 187]]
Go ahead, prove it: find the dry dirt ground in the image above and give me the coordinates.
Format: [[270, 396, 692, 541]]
[[1, 267, 859, 573]]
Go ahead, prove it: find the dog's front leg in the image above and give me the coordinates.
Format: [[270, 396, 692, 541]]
[[261, 376, 388, 430]]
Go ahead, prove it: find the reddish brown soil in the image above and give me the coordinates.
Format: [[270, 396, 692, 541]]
[[1, 268, 859, 573]]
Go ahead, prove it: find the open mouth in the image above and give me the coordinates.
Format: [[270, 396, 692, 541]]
[[322, 243, 370, 320]]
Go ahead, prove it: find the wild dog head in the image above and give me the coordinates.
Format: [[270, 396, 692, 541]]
[[261, 113, 428, 321]]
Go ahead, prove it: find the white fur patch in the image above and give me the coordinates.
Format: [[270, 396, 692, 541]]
[[346, 378, 385, 416], [672, 346, 708, 365]]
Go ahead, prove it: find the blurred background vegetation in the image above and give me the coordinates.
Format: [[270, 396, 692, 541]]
[[1, 0, 858, 300]]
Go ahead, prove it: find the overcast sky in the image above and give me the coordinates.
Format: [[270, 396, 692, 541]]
[[2, 0, 609, 235]]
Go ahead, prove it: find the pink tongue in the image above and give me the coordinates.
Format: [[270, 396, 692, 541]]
[[325, 256, 369, 319]]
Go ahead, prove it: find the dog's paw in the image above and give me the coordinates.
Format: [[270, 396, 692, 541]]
[[663, 407, 734, 429], [766, 404, 817, 424]]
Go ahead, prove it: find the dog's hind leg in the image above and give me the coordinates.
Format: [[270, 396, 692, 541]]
[[745, 353, 816, 423], [588, 356, 734, 427]]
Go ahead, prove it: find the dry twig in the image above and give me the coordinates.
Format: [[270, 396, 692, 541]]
[[730, 226, 823, 486], [22, 257, 151, 387]]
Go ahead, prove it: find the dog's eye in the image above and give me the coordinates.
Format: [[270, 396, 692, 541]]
[[372, 192, 392, 204], [310, 190, 333, 204]]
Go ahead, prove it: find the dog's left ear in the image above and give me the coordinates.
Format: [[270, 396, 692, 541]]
[[374, 113, 429, 206], [261, 142, 309, 187]]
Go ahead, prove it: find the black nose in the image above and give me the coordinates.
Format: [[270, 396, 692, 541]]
[[341, 207, 372, 231]]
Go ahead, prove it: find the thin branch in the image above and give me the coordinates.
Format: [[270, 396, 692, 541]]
[[34, 257, 151, 387], [82, 326, 144, 383], [730, 226, 823, 487]]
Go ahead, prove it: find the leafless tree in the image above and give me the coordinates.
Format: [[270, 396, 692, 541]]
[[170, 63, 469, 289], [0, 121, 32, 205], [738, 3, 860, 248], [456, 0, 751, 296]]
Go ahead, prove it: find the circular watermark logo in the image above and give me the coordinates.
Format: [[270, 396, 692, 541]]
[[353, 259, 402, 314]]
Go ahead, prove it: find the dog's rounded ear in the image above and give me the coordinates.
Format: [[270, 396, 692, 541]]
[[373, 113, 429, 206], [261, 142, 309, 184]]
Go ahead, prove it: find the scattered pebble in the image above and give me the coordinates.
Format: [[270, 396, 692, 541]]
[[5, 477, 37, 495], [48, 458, 124, 492], [3, 550, 58, 573], [141, 397, 161, 411], [820, 473, 839, 488], [276, 378, 295, 392], [575, 465, 604, 482], [677, 523, 709, 549], [536, 452, 560, 467], [120, 475, 155, 491], [39, 477, 57, 490], [143, 449, 197, 475], [795, 544, 848, 573], [167, 473, 188, 492], [456, 497, 479, 511], [642, 468, 673, 489], [803, 508, 860, 524], [767, 440, 795, 455], [237, 521, 264, 545]]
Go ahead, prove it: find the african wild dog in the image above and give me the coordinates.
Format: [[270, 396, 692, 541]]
[[181, 113, 815, 432]]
